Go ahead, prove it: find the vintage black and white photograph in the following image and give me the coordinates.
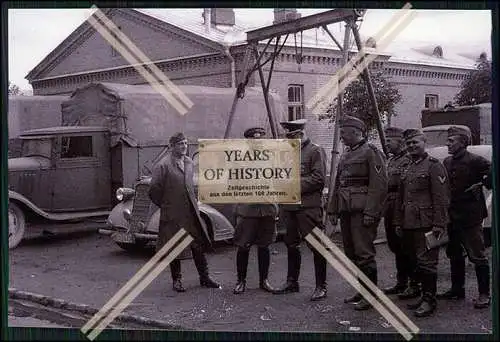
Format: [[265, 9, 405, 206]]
[[6, 5, 494, 338]]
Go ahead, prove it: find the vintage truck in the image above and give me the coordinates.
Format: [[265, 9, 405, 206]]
[[8, 82, 286, 250]]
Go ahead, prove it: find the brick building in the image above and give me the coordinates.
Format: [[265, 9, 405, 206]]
[[25, 8, 488, 163]]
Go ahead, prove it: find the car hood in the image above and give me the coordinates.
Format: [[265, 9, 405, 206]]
[[8, 157, 50, 171]]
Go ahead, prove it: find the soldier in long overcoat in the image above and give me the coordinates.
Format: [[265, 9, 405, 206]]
[[232, 127, 278, 294], [437, 125, 492, 308], [327, 116, 388, 311], [382, 126, 420, 298], [393, 128, 450, 317], [148, 132, 220, 293], [272, 119, 329, 302]]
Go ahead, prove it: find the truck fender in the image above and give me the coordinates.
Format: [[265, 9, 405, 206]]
[[145, 203, 235, 242], [9, 190, 110, 221], [107, 200, 134, 230]]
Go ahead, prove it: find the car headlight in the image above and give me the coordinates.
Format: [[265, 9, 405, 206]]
[[123, 208, 132, 221], [116, 187, 135, 201]]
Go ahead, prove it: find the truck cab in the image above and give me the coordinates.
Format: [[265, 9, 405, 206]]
[[8, 126, 113, 249]]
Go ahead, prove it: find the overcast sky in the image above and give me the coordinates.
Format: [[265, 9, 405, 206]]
[[8, 8, 492, 91]]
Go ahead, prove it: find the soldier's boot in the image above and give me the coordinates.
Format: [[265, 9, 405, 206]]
[[170, 259, 186, 292], [384, 254, 409, 294], [406, 296, 424, 310], [258, 247, 275, 293], [437, 258, 465, 300], [234, 248, 249, 294], [354, 269, 377, 311], [398, 278, 421, 300], [192, 246, 220, 289], [414, 273, 437, 317], [474, 264, 491, 309], [273, 247, 300, 294], [310, 251, 327, 301]]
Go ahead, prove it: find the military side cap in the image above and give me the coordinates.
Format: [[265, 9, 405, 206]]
[[339, 115, 366, 132], [384, 126, 404, 138], [447, 125, 471, 139], [169, 132, 187, 144], [244, 127, 266, 138], [402, 128, 424, 140]]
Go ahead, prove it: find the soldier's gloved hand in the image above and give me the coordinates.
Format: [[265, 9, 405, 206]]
[[363, 214, 376, 227], [328, 214, 338, 226], [395, 226, 402, 237], [432, 226, 445, 239]]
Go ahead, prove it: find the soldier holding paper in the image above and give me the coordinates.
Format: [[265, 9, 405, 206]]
[[327, 116, 388, 311], [437, 125, 492, 309], [393, 128, 450, 317]]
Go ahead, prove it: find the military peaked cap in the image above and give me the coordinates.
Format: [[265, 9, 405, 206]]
[[402, 128, 424, 141], [244, 127, 266, 138], [339, 115, 366, 132], [447, 125, 471, 139], [280, 119, 307, 137], [169, 132, 187, 145], [384, 126, 405, 138]]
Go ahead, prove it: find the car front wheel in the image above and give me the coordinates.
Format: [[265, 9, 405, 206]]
[[9, 202, 26, 249]]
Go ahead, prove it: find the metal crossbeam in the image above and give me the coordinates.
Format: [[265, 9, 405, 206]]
[[246, 9, 365, 43]]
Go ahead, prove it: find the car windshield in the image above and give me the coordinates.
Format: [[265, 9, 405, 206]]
[[423, 130, 448, 148], [21, 138, 51, 158]]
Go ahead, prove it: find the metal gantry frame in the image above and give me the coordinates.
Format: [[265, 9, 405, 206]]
[[223, 8, 388, 211]]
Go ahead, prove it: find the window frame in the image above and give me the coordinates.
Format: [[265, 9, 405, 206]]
[[287, 84, 305, 121], [424, 94, 439, 109]]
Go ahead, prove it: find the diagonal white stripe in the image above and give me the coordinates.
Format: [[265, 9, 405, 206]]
[[91, 6, 193, 109], [86, 234, 194, 341], [86, 8, 189, 115], [80, 228, 188, 334], [307, 3, 414, 111], [305, 233, 416, 340], [311, 227, 419, 333]]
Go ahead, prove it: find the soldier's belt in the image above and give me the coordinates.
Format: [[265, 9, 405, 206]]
[[339, 178, 369, 187], [388, 185, 399, 193]]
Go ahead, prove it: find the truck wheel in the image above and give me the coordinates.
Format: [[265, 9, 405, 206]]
[[9, 202, 26, 249], [115, 241, 152, 253]]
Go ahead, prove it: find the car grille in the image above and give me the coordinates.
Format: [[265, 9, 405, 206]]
[[129, 183, 151, 233]]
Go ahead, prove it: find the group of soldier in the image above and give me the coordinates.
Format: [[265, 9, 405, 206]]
[[148, 114, 492, 320]]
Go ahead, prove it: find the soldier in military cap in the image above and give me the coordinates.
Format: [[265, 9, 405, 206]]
[[393, 128, 450, 317], [382, 126, 417, 296], [327, 115, 388, 311], [437, 125, 492, 308], [273, 119, 329, 302], [232, 127, 278, 295]]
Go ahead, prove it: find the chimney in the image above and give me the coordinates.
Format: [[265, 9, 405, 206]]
[[210, 8, 235, 27], [202, 9, 211, 33], [273, 8, 301, 25]]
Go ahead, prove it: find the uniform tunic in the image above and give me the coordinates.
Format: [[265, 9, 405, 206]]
[[328, 140, 388, 275], [393, 152, 450, 281], [443, 150, 491, 266]]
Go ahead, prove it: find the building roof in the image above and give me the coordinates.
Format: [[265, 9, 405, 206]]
[[135, 8, 488, 70]]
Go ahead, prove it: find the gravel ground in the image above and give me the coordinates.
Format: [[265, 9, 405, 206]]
[[8, 230, 493, 335]]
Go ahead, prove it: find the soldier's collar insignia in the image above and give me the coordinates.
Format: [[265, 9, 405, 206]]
[[438, 175, 446, 184], [375, 165, 382, 174]]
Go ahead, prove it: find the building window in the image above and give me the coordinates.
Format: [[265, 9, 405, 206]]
[[288, 84, 304, 121], [425, 94, 439, 109]]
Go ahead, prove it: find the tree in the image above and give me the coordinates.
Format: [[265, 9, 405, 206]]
[[8, 81, 22, 96], [319, 67, 402, 130], [454, 54, 492, 106]]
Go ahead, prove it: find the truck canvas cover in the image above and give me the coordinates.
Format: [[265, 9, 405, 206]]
[[60, 82, 286, 147]]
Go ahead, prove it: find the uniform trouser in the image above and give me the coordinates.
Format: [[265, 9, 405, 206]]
[[446, 223, 490, 295], [384, 203, 414, 286], [339, 211, 379, 286], [401, 229, 439, 302], [170, 241, 209, 281], [281, 208, 327, 287]]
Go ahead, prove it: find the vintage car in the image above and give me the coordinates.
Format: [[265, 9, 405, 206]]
[[8, 126, 113, 249], [426, 144, 494, 247]]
